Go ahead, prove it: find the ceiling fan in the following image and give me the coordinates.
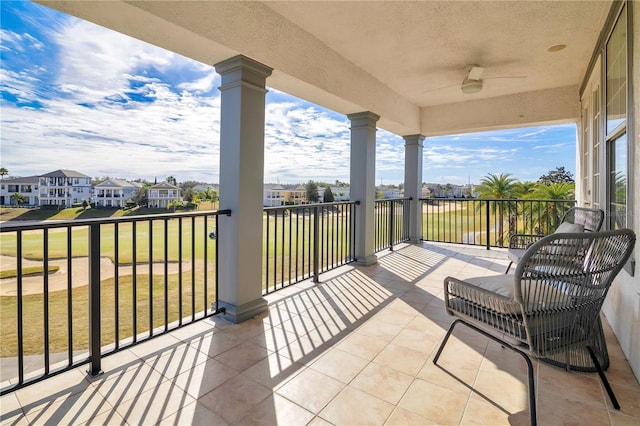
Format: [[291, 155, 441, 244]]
[[425, 65, 526, 95]]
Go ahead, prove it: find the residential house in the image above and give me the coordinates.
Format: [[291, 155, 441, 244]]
[[283, 184, 306, 205], [38, 169, 91, 207], [147, 181, 181, 208], [263, 184, 285, 206], [0, 176, 40, 206], [93, 179, 142, 208]]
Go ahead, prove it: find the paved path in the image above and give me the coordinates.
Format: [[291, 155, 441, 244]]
[[0, 255, 191, 296]]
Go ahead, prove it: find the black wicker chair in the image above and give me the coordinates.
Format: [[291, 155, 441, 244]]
[[434, 229, 635, 426], [505, 206, 604, 274]]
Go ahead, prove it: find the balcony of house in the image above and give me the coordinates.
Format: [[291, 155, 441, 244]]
[[1, 200, 638, 425]]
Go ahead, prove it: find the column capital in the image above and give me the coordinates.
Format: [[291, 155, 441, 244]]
[[214, 55, 273, 90], [403, 134, 425, 147], [347, 111, 380, 128]]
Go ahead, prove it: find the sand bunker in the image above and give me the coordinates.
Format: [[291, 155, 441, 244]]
[[0, 255, 191, 296]]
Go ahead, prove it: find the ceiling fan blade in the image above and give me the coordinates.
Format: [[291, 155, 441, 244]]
[[483, 75, 527, 80], [467, 66, 485, 81], [423, 83, 460, 93]]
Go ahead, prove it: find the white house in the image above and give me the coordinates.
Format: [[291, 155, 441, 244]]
[[93, 179, 142, 208], [39, 169, 91, 207], [147, 182, 181, 208], [263, 184, 285, 207], [0, 176, 40, 206]]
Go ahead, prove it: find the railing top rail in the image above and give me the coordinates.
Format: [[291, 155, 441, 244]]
[[375, 197, 412, 202], [0, 209, 232, 232], [263, 201, 358, 212], [418, 198, 577, 203]]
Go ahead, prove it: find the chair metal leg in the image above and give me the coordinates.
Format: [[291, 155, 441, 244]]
[[505, 261, 513, 274], [433, 319, 461, 365], [433, 319, 537, 426], [587, 345, 620, 410]]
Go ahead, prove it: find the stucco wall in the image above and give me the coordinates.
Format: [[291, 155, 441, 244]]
[[601, 2, 640, 383]]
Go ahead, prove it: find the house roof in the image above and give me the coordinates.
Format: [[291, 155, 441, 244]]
[[40, 169, 91, 179], [1, 176, 40, 184], [42, 1, 613, 136], [264, 184, 285, 191], [94, 178, 138, 188], [149, 182, 179, 190]]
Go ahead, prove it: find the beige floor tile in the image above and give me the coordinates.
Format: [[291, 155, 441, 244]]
[[187, 329, 245, 357], [335, 332, 388, 360], [422, 339, 485, 390], [145, 342, 211, 380], [461, 395, 528, 426], [214, 340, 272, 372], [115, 379, 193, 425], [481, 341, 532, 379], [384, 407, 438, 426], [128, 333, 183, 359], [390, 326, 441, 354], [536, 389, 611, 425], [537, 363, 606, 409], [306, 415, 334, 426], [0, 409, 27, 426], [398, 378, 469, 424], [241, 352, 303, 390], [605, 381, 640, 418], [251, 325, 300, 352], [234, 393, 315, 426], [609, 410, 640, 426], [320, 386, 394, 426], [24, 386, 113, 426], [0, 392, 21, 414], [373, 343, 428, 376], [173, 358, 238, 399], [275, 333, 327, 365], [356, 318, 407, 342], [309, 348, 369, 383], [159, 400, 229, 426], [350, 362, 414, 405], [276, 368, 344, 414], [94, 362, 165, 406], [15, 367, 90, 407], [78, 409, 126, 426], [197, 374, 272, 424], [470, 369, 530, 414]]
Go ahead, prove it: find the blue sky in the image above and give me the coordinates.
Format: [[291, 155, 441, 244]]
[[0, 1, 576, 186]]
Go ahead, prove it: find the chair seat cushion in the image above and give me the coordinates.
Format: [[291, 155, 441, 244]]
[[507, 248, 526, 264], [554, 222, 585, 234], [460, 274, 574, 312]]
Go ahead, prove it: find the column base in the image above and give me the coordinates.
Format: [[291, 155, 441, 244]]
[[355, 254, 378, 266], [217, 297, 269, 324]]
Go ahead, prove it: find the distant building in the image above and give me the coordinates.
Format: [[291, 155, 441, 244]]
[[94, 179, 142, 208], [283, 185, 306, 205], [39, 169, 92, 207], [0, 176, 40, 206], [147, 182, 181, 208], [263, 184, 285, 207]]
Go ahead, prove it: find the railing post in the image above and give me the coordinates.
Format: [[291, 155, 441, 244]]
[[485, 200, 491, 250], [313, 206, 319, 283], [389, 200, 395, 251], [87, 222, 103, 377]]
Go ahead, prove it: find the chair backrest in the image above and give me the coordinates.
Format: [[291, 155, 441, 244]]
[[561, 206, 605, 232], [513, 229, 635, 357]]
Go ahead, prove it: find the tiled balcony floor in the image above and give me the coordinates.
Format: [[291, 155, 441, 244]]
[[2, 242, 639, 425]]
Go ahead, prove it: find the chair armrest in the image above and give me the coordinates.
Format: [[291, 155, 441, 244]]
[[508, 234, 544, 250], [444, 276, 522, 316]]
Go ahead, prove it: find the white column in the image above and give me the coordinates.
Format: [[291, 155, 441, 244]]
[[348, 111, 380, 266], [403, 134, 425, 242], [214, 55, 272, 323]]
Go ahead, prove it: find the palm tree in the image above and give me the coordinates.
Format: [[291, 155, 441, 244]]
[[512, 181, 537, 199], [0, 167, 8, 181], [530, 181, 575, 233], [475, 173, 517, 246]]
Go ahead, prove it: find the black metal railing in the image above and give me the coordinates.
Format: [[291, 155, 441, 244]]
[[374, 198, 411, 252], [263, 201, 357, 294], [420, 198, 576, 248], [0, 209, 230, 395]]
